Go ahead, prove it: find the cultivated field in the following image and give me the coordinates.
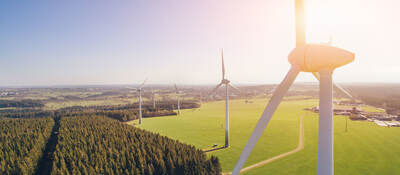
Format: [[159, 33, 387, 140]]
[[132, 98, 400, 174]]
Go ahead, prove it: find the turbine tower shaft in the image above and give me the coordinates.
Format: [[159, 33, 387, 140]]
[[175, 84, 181, 115], [177, 96, 180, 114], [225, 82, 230, 148], [318, 70, 334, 175], [139, 89, 142, 124], [153, 96, 156, 109]]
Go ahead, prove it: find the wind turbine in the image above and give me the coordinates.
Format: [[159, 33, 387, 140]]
[[199, 92, 203, 105], [137, 79, 147, 125], [174, 84, 181, 115], [151, 87, 156, 109], [208, 48, 239, 148], [231, 0, 355, 175]]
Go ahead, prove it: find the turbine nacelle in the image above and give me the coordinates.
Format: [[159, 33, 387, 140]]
[[222, 79, 230, 84], [288, 44, 355, 72]]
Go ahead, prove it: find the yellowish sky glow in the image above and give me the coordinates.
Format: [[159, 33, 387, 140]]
[[306, 0, 376, 44]]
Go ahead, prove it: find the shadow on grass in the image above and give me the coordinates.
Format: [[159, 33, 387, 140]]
[[203, 146, 228, 153]]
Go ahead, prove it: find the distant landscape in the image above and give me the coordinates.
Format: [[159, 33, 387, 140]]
[[1, 83, 399, 174], [3, 0, 400, 174]]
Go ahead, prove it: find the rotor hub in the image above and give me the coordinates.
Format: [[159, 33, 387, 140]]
[[222, 79, 230, 84]]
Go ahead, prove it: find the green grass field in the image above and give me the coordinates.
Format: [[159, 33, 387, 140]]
[[132, 98, 400, 174]]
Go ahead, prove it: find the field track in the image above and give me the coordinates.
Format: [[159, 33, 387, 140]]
[[223, 115, 304, 174]]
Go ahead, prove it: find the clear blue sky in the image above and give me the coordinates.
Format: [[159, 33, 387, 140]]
[[1, 0, 399, 86]]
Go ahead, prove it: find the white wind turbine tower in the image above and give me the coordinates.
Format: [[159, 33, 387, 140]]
[[231, 0, 355, 174], [199, 92, 203, 105], [208, 48, 239, 148], [137, 79, 147, 125], [151, 87, 156, 109], [174, 84, 181, 115]]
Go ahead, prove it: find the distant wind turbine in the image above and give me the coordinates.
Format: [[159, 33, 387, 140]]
[[174, 84, 181, 115], [137, 78, 147, 124], [208, 48, 240, 148], [151, 87, 156, 109], [199, 92, 203, 105]]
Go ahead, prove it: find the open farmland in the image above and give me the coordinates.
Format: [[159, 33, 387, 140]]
[[134, 98, 400, 174]]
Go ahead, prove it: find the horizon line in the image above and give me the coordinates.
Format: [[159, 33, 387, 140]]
[[1, 82, 400, 89]]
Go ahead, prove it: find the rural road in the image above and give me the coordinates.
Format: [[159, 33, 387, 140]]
[[223, 116, 305, 174]]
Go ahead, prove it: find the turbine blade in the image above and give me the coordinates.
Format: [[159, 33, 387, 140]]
[[139, 78, 148, 88], [229, 83, 239, 90], [232, 65, 300, 175], [222, 48, 225, 80], [228, 83, 241, 93], [333, 83, 353, 99], [312, 72, 354, 100], [312, 71, 319, 79], [295, 0, 306, 47], [174, 84, 178, 93], [208, 82, 223, 97]]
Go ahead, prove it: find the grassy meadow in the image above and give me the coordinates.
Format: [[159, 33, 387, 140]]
[[131, 98, 400, 174]]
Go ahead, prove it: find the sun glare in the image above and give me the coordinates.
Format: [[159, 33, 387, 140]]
[[305, 0, 348, 44]]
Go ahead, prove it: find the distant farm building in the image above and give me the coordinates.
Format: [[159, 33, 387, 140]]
[[374, 120, 400, 127], [0, 91, 18, 97], [304, 106, 399, 123], [306, 106, 361, 116], [385, 121, 400, 127], [375, 120, 388, 127]]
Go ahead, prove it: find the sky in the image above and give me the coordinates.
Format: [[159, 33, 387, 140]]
[[1, 0, 399, 86]]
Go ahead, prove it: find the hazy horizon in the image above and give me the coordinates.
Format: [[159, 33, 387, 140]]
[[1, 81, 399, 89], [2, 0, 400, 86]]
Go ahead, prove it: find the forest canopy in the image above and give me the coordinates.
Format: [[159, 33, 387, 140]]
[[52, 116, 221, 175], [0, 116, 221, 175], [0, 118, 54, 175]]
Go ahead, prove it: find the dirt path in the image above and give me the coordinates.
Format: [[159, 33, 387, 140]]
[[223, 116, 304, 174]]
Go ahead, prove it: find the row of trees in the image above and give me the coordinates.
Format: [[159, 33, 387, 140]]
[[0, 99, 44, 108], [345, 85, 400, 115], [58, 110, 177, 122], [0, 109, 177, 122], [0, 100, 200, 121], [59, 100, 200, 112], [51, 116, 221, 174], [0, 118, 54, 175], [0, 110, 52, 119]]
